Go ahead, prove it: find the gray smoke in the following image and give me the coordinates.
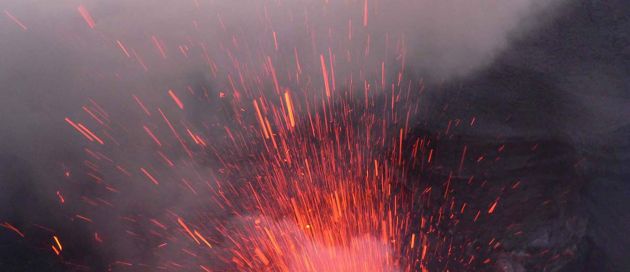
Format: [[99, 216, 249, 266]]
[[5, 0, 611, 270]]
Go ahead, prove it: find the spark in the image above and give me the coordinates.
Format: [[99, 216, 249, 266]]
[[77, 5, 95, 29], [143, 125, 163, 146], [320, 54, 331, 98], [77, 123, 104, 145], [52, 245, 60, 255], [132, 94, 151, 116], [177, 218, 199, 244], [75, 214, 93, 223], [488, 198, 500, 214], [168, 89, 184, 110], [140, 167, 160, 185], [65, 117, 94, 142], [284, 90, 296, 128], [152, 36, 168, 59], [116, 40, 131, 58], [56, 191, 65, 204], [1, 222, 25, 238], [4, 10, 28, 31], [53, 235, 63, 251]]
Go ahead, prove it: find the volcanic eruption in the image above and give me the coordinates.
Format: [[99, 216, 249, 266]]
[[1, 0, 629, 271]]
